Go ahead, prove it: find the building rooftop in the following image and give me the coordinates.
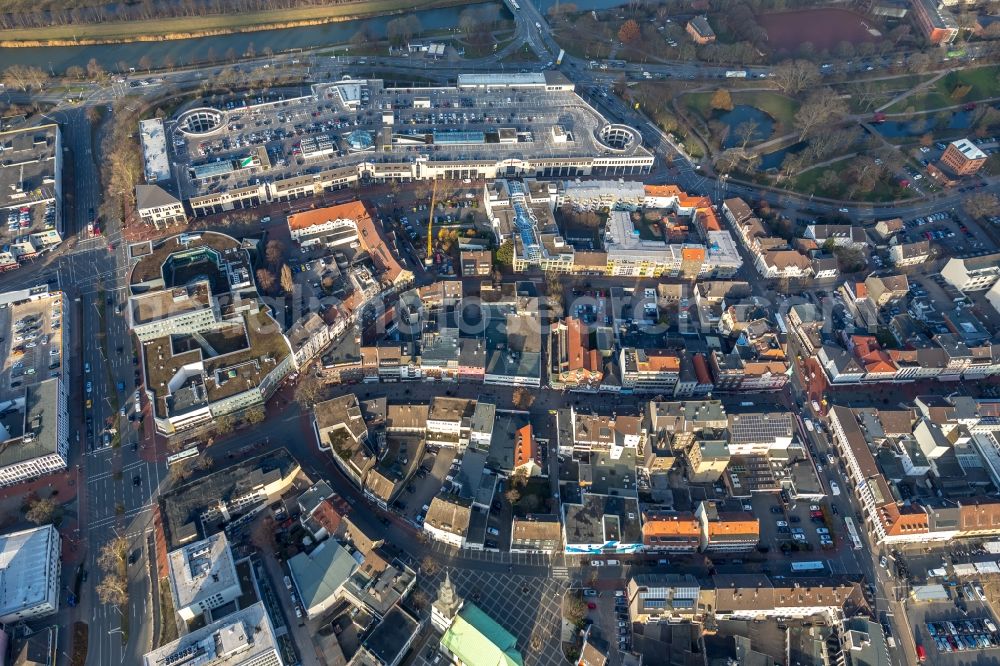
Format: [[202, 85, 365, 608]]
[[353, 606, 420, 666], [0, 525, 59, 620], [563, 494, 642, 551], [142, 602, 282, 666], [288, 539, 358, 614], [425, 495, 472, 538], [0, 124, 59, 212], [139, 118, 171, 183], [441, 603, 524, 666], [950, 138, 986, 160], [166, 532, 239, 614]]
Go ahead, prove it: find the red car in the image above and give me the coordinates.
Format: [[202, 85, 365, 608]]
[[587, 602, 597, 610]]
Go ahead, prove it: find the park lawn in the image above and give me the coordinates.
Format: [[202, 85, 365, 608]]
[[1, 0, 460, 43], [792, 155, 914, 202], [886, 65, 1000, 113], [683, 90, 799, 129], [838, 73, 936, 112]]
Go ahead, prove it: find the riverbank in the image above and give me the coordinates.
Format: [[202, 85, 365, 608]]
[[0, 0, 465, 47]]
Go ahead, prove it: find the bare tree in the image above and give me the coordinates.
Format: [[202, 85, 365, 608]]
[[256, 268, 276, 294], [96, 574, 129, 606], [265, 239, 285, 268], [771, 59, 820, 96], [794, 88, 848, 140], [280, 264, 295, 295], [2, 65, 48, 91], [86, 58, 105, 80], [24, 496, 58, 525], [245, 406, 265, 424]]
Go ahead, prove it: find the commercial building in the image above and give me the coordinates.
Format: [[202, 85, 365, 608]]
[[626, 574, 701, 624], [510, 515, 562, 553], [620, 348, 680, 394], [136, 184, 186, 228], [128, 232, 295, 436], [941, 254, 1000, 292], [167, 75, 653, 218], [550, 317, 605, 391], [707, 574, 864, 622], [641, 512, 701, 553], [424, 495, 473, 548], [142, 602, 283, 666], [696, 501, 760, 553], [166, 533, 241, 622], [0, 123, 63, 271], [939, 138, 987, 176], [910, 0, 958, 43], [287, 539, 358, 619], [0, 378, 69, 488], [0, 525, 60, 623], [563, 494, 643, 554], [349, 606, 422, 666]]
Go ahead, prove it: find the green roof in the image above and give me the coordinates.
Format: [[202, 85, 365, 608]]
[[441, 604, 523, 666], [288, 541, 357, 615]]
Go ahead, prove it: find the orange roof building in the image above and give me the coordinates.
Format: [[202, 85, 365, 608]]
[[513, 424, 541, 476], [697, 501, 760, 553], [552, 317, 604, 390], [642, 512, 701, 552]]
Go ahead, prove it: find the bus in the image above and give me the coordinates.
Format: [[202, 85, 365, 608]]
[[166, 446, 199, 466], [845, 517, 863, 550], [791, 561, 826, 572]]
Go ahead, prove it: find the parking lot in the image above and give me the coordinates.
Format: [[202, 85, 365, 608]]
[[906, 598, 1000, 664], [401, 445, 457, 525], [0, 292, 65, 394], [751, 492, 838, 558], [170, 78, 644, 204]]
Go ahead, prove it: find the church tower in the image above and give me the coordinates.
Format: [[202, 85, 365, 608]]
[[431, 571, 463, 633]]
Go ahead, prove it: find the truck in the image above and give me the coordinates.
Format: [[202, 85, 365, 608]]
[[556, 49, 565, 66], [726, 70, 748, 78]]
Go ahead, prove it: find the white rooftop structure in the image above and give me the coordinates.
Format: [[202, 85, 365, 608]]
[[140, 118, 171, 183], [457, 73, 547, 88], [950, 138, 987, 161], [0, 524, 60, 623], [167, 532, 241, 621], [143, 602, 283, 666]]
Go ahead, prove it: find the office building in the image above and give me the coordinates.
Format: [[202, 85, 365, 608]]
[[142, 602, 283, 666], [940, 138, 988, 176], [166, 533, 241, 622], [0, 525, 60, 624]]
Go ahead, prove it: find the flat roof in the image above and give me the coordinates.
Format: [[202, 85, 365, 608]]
[[0, 291, 65, 397], [142, 602, 282, 666], [0, 124, 58, 211], [951, 138, 987, 161], [167, 532, 239, 612], [0, 525, 59, 619], [140, 118, 171, 183]]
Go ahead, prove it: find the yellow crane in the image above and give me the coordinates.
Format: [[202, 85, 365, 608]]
[[424, 179, 439, 267]]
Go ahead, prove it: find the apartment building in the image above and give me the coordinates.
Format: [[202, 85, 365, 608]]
[[641, 512, 701, 553], [0, 378, 69, 488], [423, 496, 472, 548], [626, 574, 701, 624], [696, 501, 760, 553], [889, 240, 931, 266], [620, 348, 680, 394]]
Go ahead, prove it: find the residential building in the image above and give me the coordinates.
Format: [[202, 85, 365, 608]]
[[626, 574, 701, 624], [620, 348, 680, 394], [889, 240, 931, 266], [287, 312, 337, 368], [804, 225, 866, 248], [511, 515, 562, 553], [940, 138, 987, 176], [166, 533, 241, 622], [873, 218, 904, 242], [0, 525, 60, 624], [755, 250, 813, 279], [426, 397, 476, 448], [424, 496, 473, 548], [687, 441, 732, 483], [707, 574, 864, 622], [864, 274, 909, 306], [941, 254, 1000, 292], [686, 16, 716, 43], [341, 551, 417, 619], [287, 539, 358, 619], [313, 394, 376, 487], [460, 250, 493, 277], [349, 606, 422, 666], [563, 494, 642, 554], [910, 0, 958, 43], [136, 184, 186, 228], [641, 512, 701, 552], [142, 602, 283, 666], [696, 501, 760, 553]]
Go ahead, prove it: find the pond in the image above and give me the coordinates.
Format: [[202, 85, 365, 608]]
[[759, 8, 877, 52], [874, 110, 976, 138], [0, 1, 508, 73], [716, 105, 774, 149], [757, 142, 805, 171]]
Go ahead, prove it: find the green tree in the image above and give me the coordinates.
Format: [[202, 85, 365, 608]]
[[495, 240, 514, 266]]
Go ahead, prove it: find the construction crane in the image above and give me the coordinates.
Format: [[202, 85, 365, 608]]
[[424, 179, 439, 267]]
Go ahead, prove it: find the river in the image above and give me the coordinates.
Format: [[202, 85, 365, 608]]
[[1, 1, 509, 73]]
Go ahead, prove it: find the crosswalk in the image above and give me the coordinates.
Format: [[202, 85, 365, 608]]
[[552, 565, 569, 579]]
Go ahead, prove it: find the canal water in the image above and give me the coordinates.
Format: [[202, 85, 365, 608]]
[[2, 1, 509, 73]]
